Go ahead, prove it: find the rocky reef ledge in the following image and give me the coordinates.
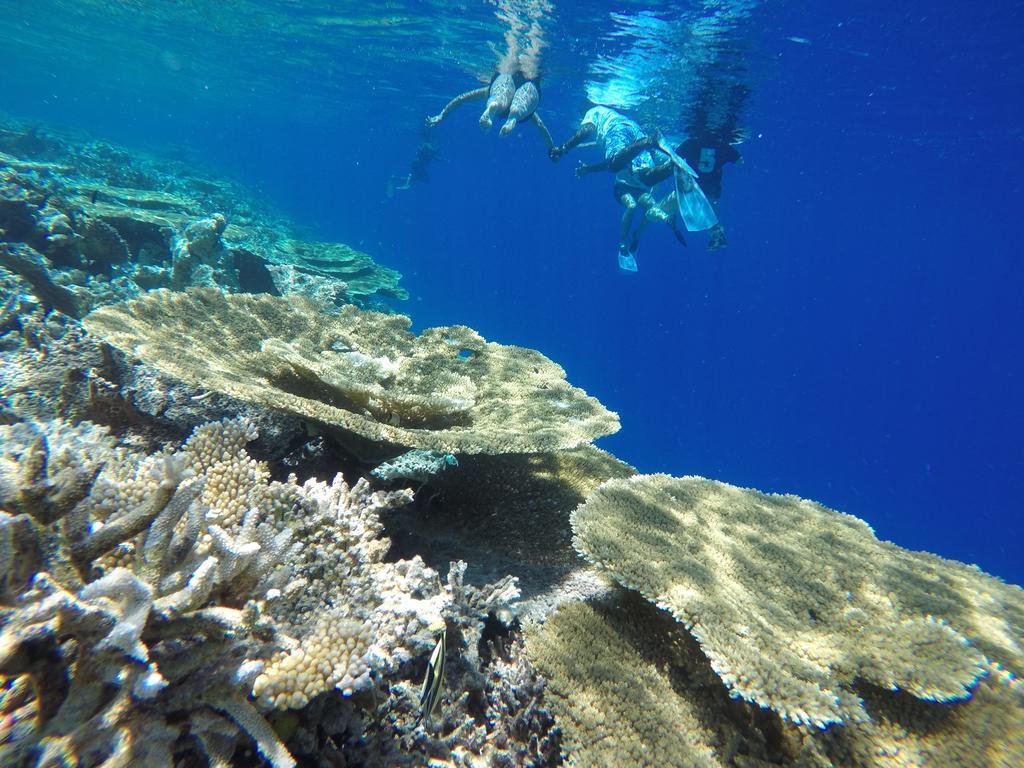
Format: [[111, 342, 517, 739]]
[[0, 116, 406, 320], [1, 118, 1021, 767]]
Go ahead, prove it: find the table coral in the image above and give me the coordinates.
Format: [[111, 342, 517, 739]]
[[573, 475, 1019, 733], [526, 595, 730, 768], [570, 474, 1024, 728], [83, 288, 620, 455], [527, 591, 1024, 768], [387, 445, 635, 608]]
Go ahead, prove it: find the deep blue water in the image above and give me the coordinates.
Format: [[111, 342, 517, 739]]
[[3, 0, 1022, 583]]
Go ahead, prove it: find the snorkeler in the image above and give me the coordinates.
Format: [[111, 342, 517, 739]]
[[550, 106, 685, 271], [425, 71, 553, 148], [675, 133, 741, 250], [423, 0, 553, 148], [387, 133, 438, 196], [563, 122, 742, 252]]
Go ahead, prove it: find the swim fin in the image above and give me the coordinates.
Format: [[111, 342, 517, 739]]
[[674, 169, 718, 232], [617, 245, 638, 272], [656, 138, 699, 178], [657, 138, 718, 232]]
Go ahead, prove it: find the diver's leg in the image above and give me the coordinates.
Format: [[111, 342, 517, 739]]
[[618, 193, 637, 250], [639, 192, 671, 223], [706, 198, 727, 250], [617, 193, 639, 271], [708, 223, 728, 250], [630, 215, 650, 254]]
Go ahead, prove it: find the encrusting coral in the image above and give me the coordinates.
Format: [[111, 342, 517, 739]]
[[570, 474, 1024, 729], [0, 414, 521, 766], [83, 287, 620, 456]]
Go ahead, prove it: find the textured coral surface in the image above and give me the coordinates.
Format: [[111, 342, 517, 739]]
[[84, 288, 620, 455], [4, 116, 1023, 768], [0, 118, 405, 312], [571, 474, 1024, 728]]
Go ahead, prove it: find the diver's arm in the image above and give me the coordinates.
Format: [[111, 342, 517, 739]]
[[425, 87, 489, 127], [549, 123, 595, 161], [530, 113, 555, 150], [601, 133, 662, 173], [637, 159, 675, 187]]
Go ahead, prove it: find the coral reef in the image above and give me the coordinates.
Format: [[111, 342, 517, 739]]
[[271, 238, 408, 303], [0, 300, 301, 457], [83, 288, 620, 456], [4, 114, 1022, 768], [527, 588, 1024, 768], [527, 594, 738, 768], [0, 116, 405, 312], [372, 448, 459, 484], [387, 445, 635, 612], [0, 416, 525, 766], [570, 474, 1024, 728]]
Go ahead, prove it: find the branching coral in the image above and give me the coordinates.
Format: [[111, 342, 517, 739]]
[[83, 288, 620, 455], [0, 427, 297, 766], [0, 415, 509, 766], [570, 474, 1024, 729]]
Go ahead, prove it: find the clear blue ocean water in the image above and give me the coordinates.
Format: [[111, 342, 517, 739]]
[[3, 0, 1021, 584]]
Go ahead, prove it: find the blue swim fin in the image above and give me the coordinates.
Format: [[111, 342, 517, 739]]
[[657, 138, 718, 232], [674, 170, 718, 232]]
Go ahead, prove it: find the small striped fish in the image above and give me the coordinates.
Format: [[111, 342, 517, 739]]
[[417, 627, 446, 724]]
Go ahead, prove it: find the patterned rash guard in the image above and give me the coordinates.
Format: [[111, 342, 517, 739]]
[[581, 106, 657, 187]]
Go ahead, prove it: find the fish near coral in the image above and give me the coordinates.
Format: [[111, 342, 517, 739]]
[[417, 626, 447, 725]]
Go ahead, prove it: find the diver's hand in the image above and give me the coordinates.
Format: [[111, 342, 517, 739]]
[[548, 145, 564, 162], [645, 129, 663, 147], [574, 161, 589, 179], [425, 115, 441, 128]]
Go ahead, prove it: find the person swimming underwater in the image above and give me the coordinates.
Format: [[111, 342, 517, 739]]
[[425, 70, 553, 148]]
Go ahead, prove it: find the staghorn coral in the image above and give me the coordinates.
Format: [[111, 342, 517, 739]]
[[1, 415, 526, 766], [83, 288, 620, 456], [0, 420, 301, 767], [329, 563, 541, 768], [570, 474, 1024, 729], [280, 629, 559, 768], [0, 491, 292, 766]]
